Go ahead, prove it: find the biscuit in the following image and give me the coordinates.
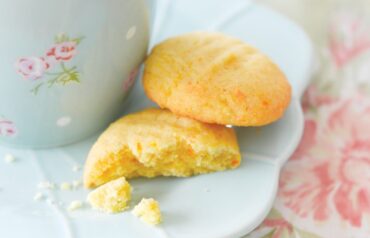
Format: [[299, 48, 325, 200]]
[[87, 177, 131, 213], [143, 32, 291, 126], [132, 198, 162, 225], [83, 108, 241, 188]]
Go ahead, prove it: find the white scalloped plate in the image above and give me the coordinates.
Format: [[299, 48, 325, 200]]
[[0, 1, 314, 237]]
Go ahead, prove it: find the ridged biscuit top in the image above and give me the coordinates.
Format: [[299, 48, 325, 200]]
[[143, 32, 292, 126]]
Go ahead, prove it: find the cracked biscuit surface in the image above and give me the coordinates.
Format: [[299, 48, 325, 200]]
[[83, 108, 241, 188], [143, 32, 292, 126]]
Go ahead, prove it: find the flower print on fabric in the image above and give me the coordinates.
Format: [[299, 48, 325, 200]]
[[278, 96, 370, 228]]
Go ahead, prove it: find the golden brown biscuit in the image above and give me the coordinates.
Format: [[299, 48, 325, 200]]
[[132, 198, 162, 225], [87, 177, 132, 213], [143, 32, 291, 126], [83, 108, 241, 188]]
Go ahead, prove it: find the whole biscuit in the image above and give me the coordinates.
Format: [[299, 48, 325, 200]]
[[143, 32, 292, 126]]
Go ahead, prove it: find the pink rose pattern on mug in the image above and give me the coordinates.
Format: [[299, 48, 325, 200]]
[[0, 116, 17, 137], [123, 66, 139, 92], [15, 33, 84, 95]]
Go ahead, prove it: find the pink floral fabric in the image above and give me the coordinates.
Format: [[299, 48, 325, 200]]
[[280, 96, 370, 223], [249, 5, 370, 238]]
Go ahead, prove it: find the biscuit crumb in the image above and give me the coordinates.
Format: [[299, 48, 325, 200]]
[[38, 181, 56, 190], [72, 165, 81, 172], [33, 192, 44, 201], [4, 154, 16, 163], [46, 198, 56, 205], [132, 198, 162, 225], [68, 200, 83, 211], [60, 182, 71, 190], [87, 177, 131, 213], [72, 180, 82, 189]]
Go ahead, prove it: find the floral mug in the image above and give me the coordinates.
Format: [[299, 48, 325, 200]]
[[0, 0, 151, 148]]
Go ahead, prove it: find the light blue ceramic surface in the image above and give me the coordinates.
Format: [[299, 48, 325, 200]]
[[0, 0, 315, 237], [0, 0, 150, 148]]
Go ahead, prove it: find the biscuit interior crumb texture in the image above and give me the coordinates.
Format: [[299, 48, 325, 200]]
[[83, 108, 241, 188], [143, 32, 292, 126], [132, 198, 162, 225], [87, 177, 132, 213]]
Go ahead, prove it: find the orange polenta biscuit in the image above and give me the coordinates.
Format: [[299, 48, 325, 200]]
[[143, 32, 291, 126], [83, 108, 241, 188]]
